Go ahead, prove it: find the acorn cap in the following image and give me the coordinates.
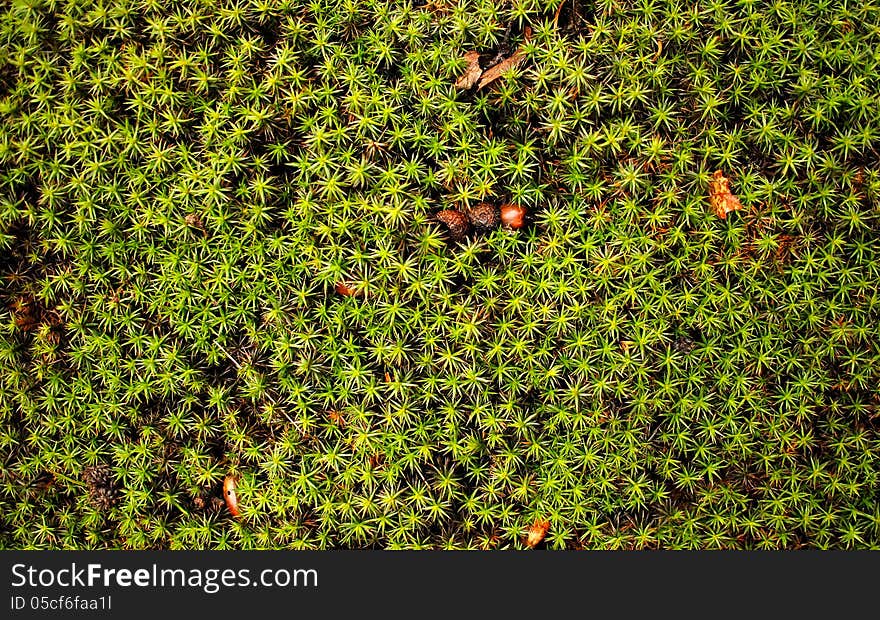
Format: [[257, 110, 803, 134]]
[[435, 209, 471, 241], [466, 202, 500, 232]]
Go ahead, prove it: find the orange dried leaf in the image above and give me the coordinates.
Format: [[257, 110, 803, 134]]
[[709, 170, 744, 219], [526, 518, 550, 548], [335, 281, 359, 297], [454, 51, 482, 89]]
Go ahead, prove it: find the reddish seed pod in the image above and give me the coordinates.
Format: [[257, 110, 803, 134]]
[[500, 203, 527, 229], [223, 475, 240, 518]]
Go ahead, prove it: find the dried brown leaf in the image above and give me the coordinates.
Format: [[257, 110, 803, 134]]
[[185, 212, 208, 237], [454, 51, 482, 90], [709, 170, 744, 219], [477, 27, 532, 90]]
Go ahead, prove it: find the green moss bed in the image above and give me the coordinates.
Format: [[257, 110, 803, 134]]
[[1, 0, 879, 549]]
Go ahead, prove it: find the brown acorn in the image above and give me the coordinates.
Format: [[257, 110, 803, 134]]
[[466, 202, 500, 232], [435, 209, 471, 241], [500, 203, 527, 229]]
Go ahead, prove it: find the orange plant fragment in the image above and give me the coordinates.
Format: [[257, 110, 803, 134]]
[[709, 170, 744, 219], [526, 518, 550, 548]]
